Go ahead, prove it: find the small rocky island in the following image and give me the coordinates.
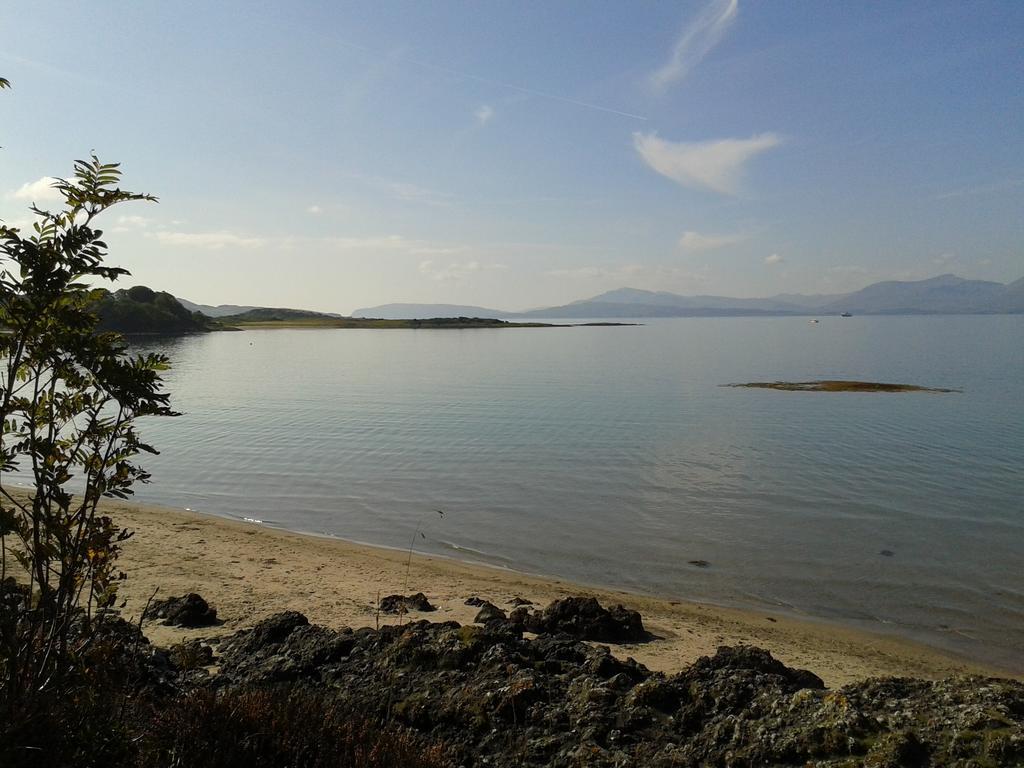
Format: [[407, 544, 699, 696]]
[[724, 380, 961, 393]]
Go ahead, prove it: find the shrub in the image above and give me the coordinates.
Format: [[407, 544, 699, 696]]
[[136, 687, 453, 768], [0, 158, 172, 736]]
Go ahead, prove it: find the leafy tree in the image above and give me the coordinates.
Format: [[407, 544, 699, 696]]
[[0, 155, 175, 726]]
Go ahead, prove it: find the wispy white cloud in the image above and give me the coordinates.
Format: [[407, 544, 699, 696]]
[[419, 259, 507, 282], [155, 230, 463, 257], [307, 205, 323, 214], [474, 104, 495, 126], [633, 131, 781, 195], [110, 214, 154, 233], [650, 0, 739, 93], [326, 234, 413, 250], [10, 177, 61, 203], [764, 253, 783, 266], [351, 174, 455, 207], [154, 230, 265, 249], [934, 177, 1024, 200], [116, 214, 152, 228], [409, 245, 466, 257], [547, 265, 646, 280], [349, 43, 646, 120], [828, 265, 868, 275], [388, 181, 453, 207], [678, 230, 745, 252], [546, 263, 711, 290], [0, 215, 37, 231]]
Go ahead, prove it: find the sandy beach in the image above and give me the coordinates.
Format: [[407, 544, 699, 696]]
[[87, 497, 1010, 688]]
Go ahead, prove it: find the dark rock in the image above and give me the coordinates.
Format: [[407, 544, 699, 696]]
[[217, 612, 355, 684], [508, 596, 534, 606], [473, 601, 507, 624], [69, 612, 187, 695], [687, 559, 711, 568], [684, 644, 825, 692], [510, 596, 649, 643], [864, 730, 929, 767], [169, 639, 214, 670], [144, 593, 218, 627], [379, 592, 436, 614], [181, 611, 1024, 768], [227, 610, 309, 657], [464, 596, 487, 607]]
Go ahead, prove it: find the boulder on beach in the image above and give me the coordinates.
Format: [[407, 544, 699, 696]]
[[510, 596, 649, 643], [379, 592, 436, 614], [143, 593, 219, 627], [473, 601, 507, 624]]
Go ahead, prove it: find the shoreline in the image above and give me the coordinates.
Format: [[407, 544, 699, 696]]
[[100, 496, 1015, 687]]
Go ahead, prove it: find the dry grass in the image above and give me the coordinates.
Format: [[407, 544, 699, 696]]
[[2, 682, 452, 768], [136, 687, 452, 768]]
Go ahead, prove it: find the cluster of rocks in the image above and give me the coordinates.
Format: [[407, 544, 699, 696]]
[[133, 593, 1024, 767], [508, 596, 649, 643], [143, 592, 219, 627], [379, 592, 437, 614]]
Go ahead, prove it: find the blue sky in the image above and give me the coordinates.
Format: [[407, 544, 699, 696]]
[[1, 1, 1022, 312]]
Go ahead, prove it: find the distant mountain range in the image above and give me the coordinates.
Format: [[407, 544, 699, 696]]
[[353, 274, 1024, 319], [177, 298, 261, 317], [349, 302, 509, 319], [177, 299, 344, 319]]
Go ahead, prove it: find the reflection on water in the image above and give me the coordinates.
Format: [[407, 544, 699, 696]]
[[128, 316, 1023, 670]]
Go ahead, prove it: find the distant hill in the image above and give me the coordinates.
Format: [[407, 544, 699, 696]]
[[820, 274, 1022, 314], [770, 291, 850, 308], [200, 272, 1024, 322], [180, 298, 343, 319], [96, 286, 214, 334], [567, 288, 817, 313], [518, 288, 822, 317], [217, 307, 341, 323], [517, 302, 794, 319], [525, 275, 1023, 317], [352, 302, 509, 319], [177, 298, 261, 317], [1002, 276, 1024, 309]]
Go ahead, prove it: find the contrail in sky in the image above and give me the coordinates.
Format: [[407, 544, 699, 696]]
[[337, 39, 648, 121], [406, 55, 648, 121]]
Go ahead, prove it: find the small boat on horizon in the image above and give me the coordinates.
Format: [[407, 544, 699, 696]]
[[809, 319, 820, 324], [840, 312, 853, 317]]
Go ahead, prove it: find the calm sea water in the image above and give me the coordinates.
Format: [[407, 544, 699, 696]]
[[121, 316, 1022, 670]]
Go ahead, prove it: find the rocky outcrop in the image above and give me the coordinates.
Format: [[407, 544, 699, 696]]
[[509, 596, 649, 642], [378, 593, 436, 614], [472, 601, 506, 624], [199, 608, 1024, 767], [143, 593, 218, 627]]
